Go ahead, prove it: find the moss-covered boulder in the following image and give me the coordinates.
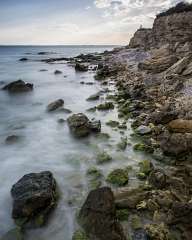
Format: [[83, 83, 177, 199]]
[[86, 167, 103, 190], [106, 120, 119, 128], [133, 143, 154, 153], [145, 223, 171, 240], [107, 169, 129, 186], [131, 215, 142, 230], [96, 151, 112, 164], [86, 92, 100, 101]]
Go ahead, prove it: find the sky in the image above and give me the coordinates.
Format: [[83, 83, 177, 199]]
[[0, 0, 191, 45]]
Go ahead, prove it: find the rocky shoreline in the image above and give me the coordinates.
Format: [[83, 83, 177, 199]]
[[1, 2, 192, 240]]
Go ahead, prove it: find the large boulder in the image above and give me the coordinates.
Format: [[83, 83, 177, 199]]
[[160, 131, 192, 156], [11, 171, 58, 228], [47, 99, 64, 112], [67, 113, 101, 137], [168, 119, 192, 133], [2, 80, 33, 93], [79, 187, 126, 240]]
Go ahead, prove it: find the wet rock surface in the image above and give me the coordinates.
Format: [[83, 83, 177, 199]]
[[67, 113, 101, 137], [2, 80, 33, 93], [79, 187, 126, 240], [47, 99, 64, 112], [11, 171, 58, 228]]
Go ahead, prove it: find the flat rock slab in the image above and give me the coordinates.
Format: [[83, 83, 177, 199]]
[[11, 171, 57, 227]]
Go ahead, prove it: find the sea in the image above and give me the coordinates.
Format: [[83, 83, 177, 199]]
[[0, 45, 157, 239]]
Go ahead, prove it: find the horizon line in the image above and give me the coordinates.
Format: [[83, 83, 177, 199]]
[[0, 44, 121, 47]]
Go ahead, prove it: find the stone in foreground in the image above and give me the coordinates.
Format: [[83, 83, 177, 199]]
[[79, 187, 126, 240], [11, 171, 58, 228], [2, 80, 33, 93], [47, 99, 64, 112], [67, 113, 101, 137]]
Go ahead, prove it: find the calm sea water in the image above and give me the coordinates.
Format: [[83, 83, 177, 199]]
[[0, 46, 156, 239]]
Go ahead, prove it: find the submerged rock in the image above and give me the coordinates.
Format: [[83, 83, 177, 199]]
[[54, 70, 62, 74], [5, 135, 21, 144], [67, 113, 101, 137], [96, 151, 112, 164], [47, 99, 64, 112], [97, 102, 114, 111], [19, 58, 28, 62], [86, 92, 100, 101], [11, 171, 58, 228], [2, 80, 33, 93], [78, 187, 126, 240], [0, 227, 23, 240]]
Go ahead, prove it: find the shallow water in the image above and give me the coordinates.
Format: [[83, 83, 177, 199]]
[[0, 46, 160, 239]]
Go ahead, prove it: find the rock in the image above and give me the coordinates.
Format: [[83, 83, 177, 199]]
[[166, 55, 192, 76], [107, 169, 129, 187], [135, 125, 152, 135], [138, 160, 154, 177], [132, 229, 148, 240], [5, 135, 21, 144], [54, 70, 62, 74], [39, 69, 48, 72], [11, 171, 58, 227], [149, 109, 178, 125], [96, 151, 112, 164], [129, 28, 152, 50], [114, 187, 148, 209], [145, 223, 171, 240], [160, 132, 192, 156], [168, 119, 192, 133], [75, 63, 88, 72], [106, 120, 119, 128], [57, 118, 66, 123], [61, 108, 72, 114], [148, 169, 167, 189], [67, 113, 101, 137], [133, 143, 154, 153], [138, 55, 178, 74], [2, 80, 33, 93], [72, 230, 88, 240], [97, 102, 114, 111], [47, 99, 64, 112], [168, 202, 192, 224], [131, 215, 142, 230], [86, 167, 103, 190], [78, 187, 126, 240], [19, 58, 28, 61], [116, 209, 129, 221], [86, 92, 100, 101]]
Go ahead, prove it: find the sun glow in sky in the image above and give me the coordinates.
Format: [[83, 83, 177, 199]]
[[0, 0, 191, 45]]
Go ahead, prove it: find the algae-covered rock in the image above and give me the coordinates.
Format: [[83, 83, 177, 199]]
[[106, 120, 119, 128], [138, 160, 154, 177], [136, 125, 152, 135], [117, 137, 128, 151], [145, 223, 171, 240], [96, 151, 112, 164], [107, 169, 128, 186], [97, 102, 114, 111], [131, 215, 142, 230], [86, 167, 102, 178], [133, 143, 154, 153], [116, 208, 129, 221], [72, 229, 88, 240], [47, 99, 64, 112]]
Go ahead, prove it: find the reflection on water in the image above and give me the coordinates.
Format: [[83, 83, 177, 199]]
[[0, 46, 156, 239]]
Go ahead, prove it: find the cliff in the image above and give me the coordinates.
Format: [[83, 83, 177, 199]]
[[129, 3, 192, 54]]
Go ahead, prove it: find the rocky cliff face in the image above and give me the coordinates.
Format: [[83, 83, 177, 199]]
[[129, 11, 192, 54], [129, 28, 152, 50]]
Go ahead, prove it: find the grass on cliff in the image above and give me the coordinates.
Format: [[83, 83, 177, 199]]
[[157, 2, 192, 18]]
